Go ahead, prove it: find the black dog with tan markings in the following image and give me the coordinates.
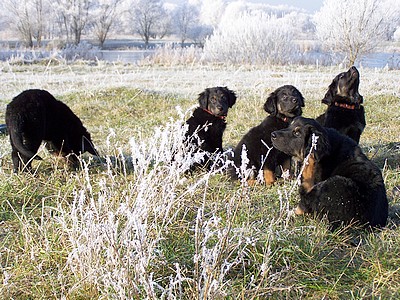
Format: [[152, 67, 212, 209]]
[[316, 66, 365, 144], [6, 89, 97, 172], [271, 117, 388, 230], [185, 86, 236, 170], [230, 85, 304, 185]]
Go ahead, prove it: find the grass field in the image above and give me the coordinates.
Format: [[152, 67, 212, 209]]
[[0, 60, 399, 299]]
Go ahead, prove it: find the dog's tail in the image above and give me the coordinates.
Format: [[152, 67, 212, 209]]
[[8, 128, 43, 161]]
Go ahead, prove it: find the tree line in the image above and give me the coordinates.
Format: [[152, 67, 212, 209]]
[[0, 0, 399, 66], [0, 0, 213, 49]]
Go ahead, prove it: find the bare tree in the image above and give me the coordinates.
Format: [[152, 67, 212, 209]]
[[174, 2, 199, 46], [314, 0, 400, 66], [52, 0, 93, 45], [3, 0, 48, 47], [129, 0, 167, 48], [91, 0, 124, 48]]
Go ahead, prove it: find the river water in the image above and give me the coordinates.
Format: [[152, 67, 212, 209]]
[[98, 50, 400, 69], [0, 48, 399, 69]]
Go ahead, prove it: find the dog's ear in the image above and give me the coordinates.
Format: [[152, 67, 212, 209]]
[[352, 91, 364, 104], [358, 94, 364, 104], [198, 88, 209, 108], [223, 86, 237, 108], [298, 91, 305, 107], [82, 135, 98, 156], [304, 123, 330, 161], [264, 91, 277, 115], [322, 80, 336, 105]]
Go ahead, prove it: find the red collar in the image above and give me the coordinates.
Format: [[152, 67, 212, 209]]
[[334, 102, 357, 110], [202, 108, 226, 120]]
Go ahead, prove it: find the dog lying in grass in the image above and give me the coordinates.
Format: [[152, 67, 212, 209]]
[[316, 66, 365, 144], [6, 89, 98, 172], [271, 116, 388, 230], [185, 86, 237, 170], [229, 85, 304, 185]]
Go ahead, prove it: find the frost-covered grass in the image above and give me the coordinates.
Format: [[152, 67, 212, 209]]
[[0, 61, 399, 299]]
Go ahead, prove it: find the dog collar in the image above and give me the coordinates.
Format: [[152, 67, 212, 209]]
[[202, 108, 227, 120], [334, 102, 358, 110]]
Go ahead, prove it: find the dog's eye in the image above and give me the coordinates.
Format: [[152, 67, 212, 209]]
[[293, 130, 301, 137]]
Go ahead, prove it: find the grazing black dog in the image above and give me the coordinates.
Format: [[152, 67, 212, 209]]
[[184, 86, 236, 170], [271, 117, 388, 230], [316, 66, 365, 143], [229, 85, 304, 185], [6, 89, 97, 172]]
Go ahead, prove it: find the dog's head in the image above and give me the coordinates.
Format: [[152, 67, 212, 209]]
[[198, 86, 237, 117], [271, 116, 330, 162], [263, 85, 304, 120], [322, 66, 363, 106]]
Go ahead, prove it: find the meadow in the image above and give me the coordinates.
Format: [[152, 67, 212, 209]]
[[0, 59, 399, 299]]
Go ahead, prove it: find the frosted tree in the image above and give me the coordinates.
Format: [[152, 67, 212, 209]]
[[199, 0, 226, 29], [203, 2, 299, 65], [314, 0, 400, 66], [51, 0, 93, 45], [3, 0, 50, 47], [127, 0, 168, 48], [173, 1, 200, 46], [91, 0, 124, 48]]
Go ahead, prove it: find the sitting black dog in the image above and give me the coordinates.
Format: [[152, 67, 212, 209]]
[[6, 89, 97, 172], [271, 117, 388, 230], [316, 66, 365, 144], [229, 85, 304, 185], [185, 86, 236, 170]]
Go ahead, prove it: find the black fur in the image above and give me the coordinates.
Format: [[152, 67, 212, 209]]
[[271, 117, 388, 230], [229, 85, 304, 184], [316, 66, 365, 143], [185, 86, 236, 170], [5, 89, 97, 172]]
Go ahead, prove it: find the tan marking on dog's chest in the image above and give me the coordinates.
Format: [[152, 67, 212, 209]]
[[301, 153, 316, 193]]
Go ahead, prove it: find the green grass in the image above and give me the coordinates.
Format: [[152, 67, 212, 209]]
[[0, 64, 399, 299]]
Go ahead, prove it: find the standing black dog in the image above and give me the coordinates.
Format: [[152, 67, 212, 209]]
[[229, 85, 304, 185], [316, 66, 365, 143], [271, 117, 388, 230], [6, 89, 97, 172], [185, 86, 236, 170]]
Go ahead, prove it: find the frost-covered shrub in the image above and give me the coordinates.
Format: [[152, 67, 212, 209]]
[[202, 11, 300, 65], [59, 41, 101, 61], [141, 43, 203, 66]]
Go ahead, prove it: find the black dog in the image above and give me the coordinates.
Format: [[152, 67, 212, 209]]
[[271, 117, 388, 230], [184, 86, 236, 170], [6, 89, 97, 172], [316, 66, 365, 143], [229, 85, 304, 185]]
